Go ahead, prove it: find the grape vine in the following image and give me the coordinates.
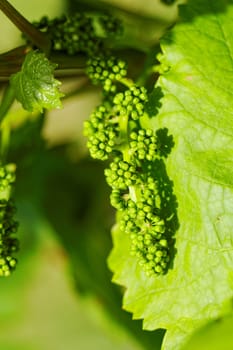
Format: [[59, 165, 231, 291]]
[[31, 12, 175, 276], [0, 2, 177, 277], [1, 2, 233, 350]]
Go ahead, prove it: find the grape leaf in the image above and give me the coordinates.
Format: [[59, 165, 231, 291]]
[[108, 1, 233, 349], [10, 50, 63, 112]]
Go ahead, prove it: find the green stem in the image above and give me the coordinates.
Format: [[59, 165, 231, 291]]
[[129, 185, 137, 202], [0, 0, 51, 54], [119, 114, 128, 139], [135, 45, 160, 86], [0, 85, 14, 161], [0, 84, 15, 124], [118, 113, 131, 162], [0, 119, 10, 161], [118, 77, 134, 89], [118, 112, 142, 204]]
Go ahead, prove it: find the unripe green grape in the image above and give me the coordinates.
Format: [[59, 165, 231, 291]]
[[159, 239, 168, 247]]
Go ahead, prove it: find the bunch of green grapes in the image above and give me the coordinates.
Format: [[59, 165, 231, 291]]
[[26, 12, 123, 56], [84, 48, 171, 276], [27, 11, 172, 276], [0, 164, 19, 277]]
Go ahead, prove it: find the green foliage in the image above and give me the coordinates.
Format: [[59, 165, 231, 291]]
[[1, 0, 233, 349], [10, 51, 63, 112], [109, 0, 233, 349]]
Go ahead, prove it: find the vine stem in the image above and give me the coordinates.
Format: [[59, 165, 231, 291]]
[[0, 0, 51, 54], [0, 48, 87, 80], [0, 84, 15, 160], [0, 118, 10, 162], [0, 84, 15, 124], [0, 70, 86, 82], [119, 77, 134, 89], [118, 110, 142, 204]]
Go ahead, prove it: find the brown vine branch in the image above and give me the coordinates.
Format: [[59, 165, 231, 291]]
[[0, 0, 51, 53]]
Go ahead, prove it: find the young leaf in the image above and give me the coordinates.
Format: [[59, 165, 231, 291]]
[[108, 1, 233, 349], [10, 50, 63, 112]]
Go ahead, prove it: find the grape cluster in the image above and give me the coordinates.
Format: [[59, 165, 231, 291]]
[[86, 56, 127, 92], [105, 156, 138, 189], [113, 86, 148, 120], [84, 56, 171, 276], [25, 11, 173, 276], [83, 105, 119, 160], [0, 199, 18, 276], [0, 163, 16, 192], [98, 15, 123, 37], [129, 129, 158, 161], [30, 13, 99, 55], [0, 165, 19, 277], [77, 13, 171, 276], [28, 12, 124, 57], [110, 173, 170, 275]]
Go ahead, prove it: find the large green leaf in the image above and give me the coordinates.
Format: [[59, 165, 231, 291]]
[[108, 1, 233, 349]]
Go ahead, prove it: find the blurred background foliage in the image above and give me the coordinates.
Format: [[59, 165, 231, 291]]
[[0, 0, 183, 349]]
